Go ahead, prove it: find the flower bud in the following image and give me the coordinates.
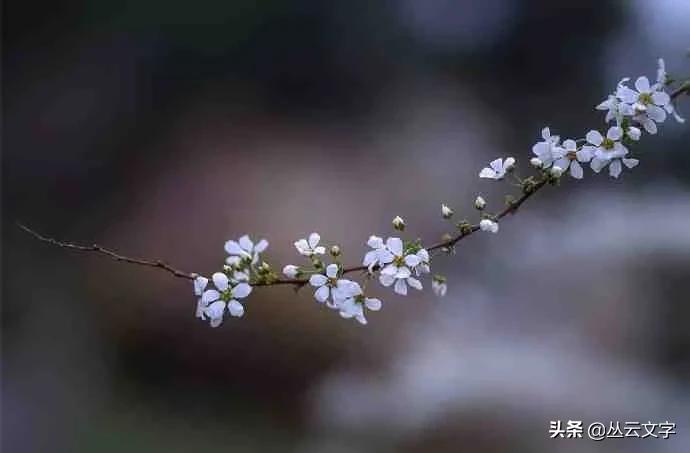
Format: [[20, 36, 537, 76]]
[[392, 216, 405, 231], [550, 166, 564, 178], [432, 275, 447, 297], [258, 262, 271, 273], [479, 218, 499, 234], [330, 245, 341, 257], [441, 204, 454, 219], [474, 196, 486, 210], [530, 157, 543, 168], [282, 265, 299, 279]]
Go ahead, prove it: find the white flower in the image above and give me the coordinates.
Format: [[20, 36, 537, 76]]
[[441, 204, 454, 219], [530, 157, 543, 168], [479, 218, 499, 233], [362, 235, 391, 271], [479, 157, 515, 180], [531, 127, 561, 167], [551, 139, 593, 179], [618, 76, 670, 134], [330, 279, 380, 324], [597, 88, 634, 124], [199, 272, 253, 327], [392, 216, 406, 231], [474, 196, 486, 210], [309, 264, 352, 308], [584, 127, 637, 178], [377, 238, 427, 295], [225, 235, 268, 265], [432, 279, 447, 297], [294, 233, 326, 256]]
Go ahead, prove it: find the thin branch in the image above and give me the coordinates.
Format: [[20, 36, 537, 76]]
[[19, 81, 690, 288], [17, 222, 195, 280]]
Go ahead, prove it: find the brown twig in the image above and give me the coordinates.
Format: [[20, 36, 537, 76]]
[[17, 222, 195, 280]]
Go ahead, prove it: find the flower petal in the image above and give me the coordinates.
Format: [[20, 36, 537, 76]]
[[379, 274, 395, 287], [396, 266, 411, 279], [193, 276, 209, 296], [205, 300, 226, 320], [577, 147, 594, 162], [404, 254, 421, 267], [635, 76, 650, 93], [231, 282, 252, 299], [417, 249, 429, 262], [201, 289, 220, 304], [227, 300, 245, 317], [308, 232, 321, 248], [326, 264, 339, 278], [363, 250, 378, 267], [407, 277, 423, 290], [212, 272, 229, 291], [386, 237, 403, 256], [607, 126, 623, 141], [365, 298, 382, 311], [622, 158, 639, 169], [309, 274, 328, 287], [609, 159, 622, 178], [254, 239, 269, 253], [553, 158, 570, 171], [563, 139, 577, 151], [586, 130, 603, 146], [590, 157, 608, 173], [294, 239, 309, 254], [394, 279, 408, 296], [224, 240, 243, 255], [367, 235, 383, 249], [479, 167, 497, 179], [569, 160, 583, 179], [238, 235, 253, 252], [314, 285, 330, 303], [647, 105, 666, 122], [652, 91, 670, 106], [489, 158, 503, 173], [380, 264, 397, 276]]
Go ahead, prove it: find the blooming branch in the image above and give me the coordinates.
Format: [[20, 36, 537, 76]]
[[20, 58, 690, 328]]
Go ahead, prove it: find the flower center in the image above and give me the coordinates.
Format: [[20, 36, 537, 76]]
[[602, 138, 615, 150], [329, 277, 338, 286], [567, 151, 577, 160], [394, 256, 405, 267], [639, 92, 653, 105]]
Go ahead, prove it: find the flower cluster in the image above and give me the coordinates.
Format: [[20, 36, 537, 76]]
[[281, 233, 385, 324], [515, 59, 682, 180], [193, 235, 271, 327], [187, 58, 686, 328]]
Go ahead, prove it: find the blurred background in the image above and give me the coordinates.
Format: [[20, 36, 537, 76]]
[[3, 1, 690, 452]]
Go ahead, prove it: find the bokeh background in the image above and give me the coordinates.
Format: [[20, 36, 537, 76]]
[[3, 1, 690, 452]]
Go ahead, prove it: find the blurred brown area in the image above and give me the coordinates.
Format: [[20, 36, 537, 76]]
[[3, 1, 690, 452]]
